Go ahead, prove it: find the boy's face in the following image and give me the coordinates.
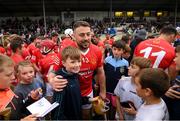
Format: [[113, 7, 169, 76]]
[[63, 57, 81, 74], [0, 66, 15, 89], [174, 52, 180, 70], [18, 65, 35, 84], [112, 47, 124, 58], [134, 76, 146, 98], [128, 64, 140, 77]]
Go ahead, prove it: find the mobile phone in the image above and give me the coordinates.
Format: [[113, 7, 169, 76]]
[[120, 101, 131, 108], [120, 101, 136, 110]]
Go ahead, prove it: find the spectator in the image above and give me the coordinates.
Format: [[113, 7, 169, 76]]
[[134, 68, 170, 120]]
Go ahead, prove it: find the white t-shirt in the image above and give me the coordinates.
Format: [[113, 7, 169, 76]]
[[135, 98, 169, 121], [114, 76, 143, 120]]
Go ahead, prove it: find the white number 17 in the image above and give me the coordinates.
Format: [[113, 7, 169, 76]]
[[140, 47, 166, 68]]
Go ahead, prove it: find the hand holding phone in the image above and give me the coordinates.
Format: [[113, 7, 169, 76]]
[[120, 101, 136, 110], [121, 101, 137, 115]]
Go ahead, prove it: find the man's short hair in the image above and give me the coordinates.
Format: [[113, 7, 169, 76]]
[[61, 46, 81, 61], [131, 57, 151, 69], [73, 21, 90, 31], [160, 25, 177, 36], [137, 68, 170, 98], [9, 34, 24, 53]]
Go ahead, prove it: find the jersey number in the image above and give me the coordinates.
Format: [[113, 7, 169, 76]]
[[140, 47, 166, 68]]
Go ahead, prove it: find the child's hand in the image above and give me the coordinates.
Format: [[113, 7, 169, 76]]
[[30, 88, 42, 100], [123, 103, 137, 115], [20, 114, 37, 121]]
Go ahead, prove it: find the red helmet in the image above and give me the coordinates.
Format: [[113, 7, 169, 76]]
[[40, 40, 55, 55]]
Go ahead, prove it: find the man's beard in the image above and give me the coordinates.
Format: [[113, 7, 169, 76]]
[[77, 40, 90, 51]]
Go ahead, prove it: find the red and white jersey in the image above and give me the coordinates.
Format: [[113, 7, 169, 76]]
[[27, 43, 43, 65], [134, 38, 175, 69], [31, 48, 43, 65], [58, 43, 103, 96], [78, 44, 103, 96], [22, 48, 31, 60], [38, 53, 60, 82]]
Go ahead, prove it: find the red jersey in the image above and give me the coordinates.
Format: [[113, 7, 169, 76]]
[[27, 43, 36, 55], [134, 38, 175, 69], [6, 46, 12, 57], [38, 53, 60, 82], [78, 44, 103, 96], [58, 43, 103, 96], [11, 53, 24, 64], [0, 46, 6, 54], [60, 38, 74, 49], [27, 43, 43, 65], [22, 48, 31, 60], [30, 48, 43, 64]]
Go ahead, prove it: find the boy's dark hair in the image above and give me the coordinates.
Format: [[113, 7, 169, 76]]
[[112, 40, 125, 50], [137, 68, 170, 98], [160, 25, 177, 36], [175, 45, 180, 53], [131, 57, 151, 69], [61, 46, 81, 61], [73, 21, 90, 31], [9, 34, 24, 53]]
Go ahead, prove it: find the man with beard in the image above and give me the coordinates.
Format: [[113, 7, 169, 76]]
[[48, 21, 106, 119]]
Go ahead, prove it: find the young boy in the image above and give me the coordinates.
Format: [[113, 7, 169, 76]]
[[104, 40, 129, 119], [104, 40, 129, 94], [51, 46, 82, 120], [14, 60, 45, 103], [114, 57, 151, 120], [134, 68, 170, 120], [0, 54, 38, 120]]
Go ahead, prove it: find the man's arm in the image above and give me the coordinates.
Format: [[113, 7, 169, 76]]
[[48, 72, 68, 92], [96, 66, 106, 99]]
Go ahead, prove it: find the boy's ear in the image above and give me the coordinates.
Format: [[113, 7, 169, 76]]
[[145, 88, 153, 97], [62, 61, 65, 67]]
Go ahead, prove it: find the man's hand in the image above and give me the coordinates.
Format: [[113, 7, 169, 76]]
[[99, 91, 106, 100], [49, 75, 68, 91], [165, 85, 180, 99]]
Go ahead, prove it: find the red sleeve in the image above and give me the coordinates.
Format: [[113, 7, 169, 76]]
[[93, 45, 104, 68]]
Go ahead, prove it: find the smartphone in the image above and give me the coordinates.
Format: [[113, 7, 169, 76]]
[[120, 101, 136, 110], [120, 101, 131, 108]]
